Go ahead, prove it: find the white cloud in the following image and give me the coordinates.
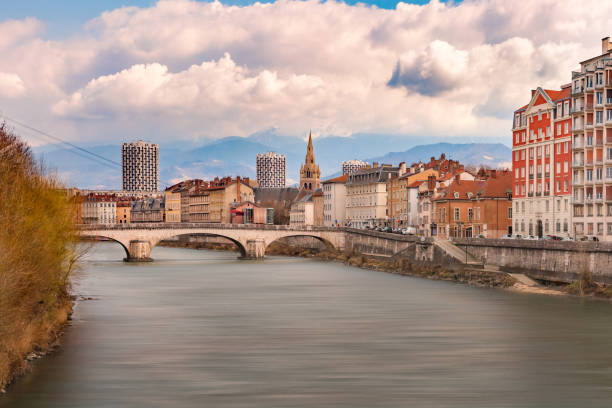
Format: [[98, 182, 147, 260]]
[[1, 0, 612, 145], [0, 72, 26, 97]]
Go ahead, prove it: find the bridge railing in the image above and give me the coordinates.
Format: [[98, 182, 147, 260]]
[[76, 222, 344, 233]]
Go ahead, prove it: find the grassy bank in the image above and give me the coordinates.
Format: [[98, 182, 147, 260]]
[[0, 125, 78, 391]]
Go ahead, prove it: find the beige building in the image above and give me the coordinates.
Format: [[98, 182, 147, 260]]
[[164, 189, 181, 222], [290, 192, 314, 227], [345, 164, 399, 228], [187, 177, 254, 223], [131, 198, 165, 223], [323, 174, 348, 227], [313, 189, 324, 226], [82, 194, 117, 225]]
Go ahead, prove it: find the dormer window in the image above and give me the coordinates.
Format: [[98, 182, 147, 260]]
[[454, 192, 459, 199], [467, 192, 473, 199]]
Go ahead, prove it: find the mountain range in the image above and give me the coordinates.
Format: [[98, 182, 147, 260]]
[[33, 129, 511, 189]]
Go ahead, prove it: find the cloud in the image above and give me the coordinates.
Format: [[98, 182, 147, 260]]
[[0, 72, 26, 97], [1, 0, 612, 146]]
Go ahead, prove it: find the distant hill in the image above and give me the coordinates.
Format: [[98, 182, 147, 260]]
[[366, 143, 511, 169], [34, 131, 510, 189]]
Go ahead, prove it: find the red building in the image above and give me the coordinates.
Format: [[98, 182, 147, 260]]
[[512, 86, 572, 237]]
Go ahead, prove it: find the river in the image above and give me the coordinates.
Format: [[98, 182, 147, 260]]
[[3, 242, 612, 407]]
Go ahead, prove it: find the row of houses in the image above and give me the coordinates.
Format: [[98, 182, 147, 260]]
[[289, 154, 514, 239], [76, 176, 273, 226]]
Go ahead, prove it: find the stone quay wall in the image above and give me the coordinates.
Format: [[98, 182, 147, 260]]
[[453, 238, 612, 284]]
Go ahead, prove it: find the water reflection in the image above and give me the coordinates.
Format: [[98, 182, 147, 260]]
[[3, 242, 612, 408]]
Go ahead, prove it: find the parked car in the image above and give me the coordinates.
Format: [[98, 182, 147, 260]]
[[474, 234, 486, 239], [513, 234, 523, 240], [402, 227, 417, 236], [561, 236, 573, 241], [580, 235, 600, 242], [382, 226, 393, 233], [523, 235, 538, 240], [501, 234, 513, 239]]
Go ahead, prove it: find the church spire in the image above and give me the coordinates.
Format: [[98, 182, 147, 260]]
[[299, 130, 320, 191]]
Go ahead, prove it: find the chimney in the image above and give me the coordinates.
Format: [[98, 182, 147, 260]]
[[236, 176, 241, 202], [531, 89, 536, 97], [455, 174, 460, 184], [603, 37, 610, 54], [399, 161, 406, 176], [490, 169, 497, 178], [427, 175, 436, 190]]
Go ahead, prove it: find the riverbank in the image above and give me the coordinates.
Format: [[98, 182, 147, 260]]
[[159, 240, 517, 289], [0, 125, 78, 393]]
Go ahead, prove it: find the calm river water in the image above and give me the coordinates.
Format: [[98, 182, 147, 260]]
[[3, 242, 612, 407]]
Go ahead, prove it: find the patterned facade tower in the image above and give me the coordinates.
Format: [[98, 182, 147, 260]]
[[256, 152, 286, 188], [299, 132, 321, 191], [122, 141, 159, 192]]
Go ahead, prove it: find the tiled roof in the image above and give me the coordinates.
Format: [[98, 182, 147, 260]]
[[323, 174, 349, 184], [407, 180, 425, 188], [543, 88, 570, 102], [434, 172, 511, 201]]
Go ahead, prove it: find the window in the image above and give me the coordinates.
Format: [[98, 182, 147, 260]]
[[556, 143, 561, 154], [521, 149, 525, 160], [508, 208, 512, 219], [530, 148, 534, 159], [557, 124, 561, 135], [556, 162, 561, 173], [564, 180, 568, 192], [545, 145, 550, 157], [564, 141, 569, 153], [454, 208, 460, 221], [515, 168, 519, 178], [468, 208, 473, 221], [564, 161, 568, 172]]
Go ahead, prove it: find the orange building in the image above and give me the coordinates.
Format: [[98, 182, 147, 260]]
[[432, 171, 513, 239], [116, 201, 131, 224]]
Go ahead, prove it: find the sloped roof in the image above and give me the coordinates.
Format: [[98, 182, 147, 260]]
[[323, 174, 349, 184], [434, 172, 511, 201]]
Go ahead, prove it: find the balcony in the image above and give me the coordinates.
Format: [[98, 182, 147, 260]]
[[606, 156, 612, 164], [595, 177, 604, 184], [527, 192, 534, 197], [574, 160, 584, 167], [574, 197, 584, 204], [572, 143, 583, 150], [596, 82, 605, 89], [543, 191, 550, 196], [585, 103, 594, 111], [586, 85, 594, 91], [536, 192, 542, 197], [572, 87, 585, 95], [586, 122, 594, 129], [607, 97, 612, 106], [571, 106, 585, 114], [545, 172, 550, 178], [595, 139, 604, 147], [529, 174, 534, 180], [572, 179, 583, 186], [537, 173, 542, 179]]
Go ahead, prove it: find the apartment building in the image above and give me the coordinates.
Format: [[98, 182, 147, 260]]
[[432, 171, 513, 239], [570, 37, 612, 240], [342, 160, 369, 175], [345, 163, 399, 228], [313, 189, 324, 226], [187, 177, 254, 223], [164, 189, 181, 222], [512, 86, 572, 238], [116, 201, 131, 224], [256, 152, 286, 188], [131, 198, 165, 223], [122, 141, 159, 192], [289, 193, 314, 227], [82, 194, 117, 224], [322, 175, 348, 227]]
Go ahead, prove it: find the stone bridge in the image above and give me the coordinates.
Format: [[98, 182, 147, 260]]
[[79, 223, 347, 261]]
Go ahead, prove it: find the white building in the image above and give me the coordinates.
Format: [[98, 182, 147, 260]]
[[342, 159, 369, 176], [82, 196, 117, 225], [256, 151, 286, 188], [289, 193, 314, 227], [345, 164, 399, 228], [405, 181, 422, 228], [568, 37, 612, 240], [122, 141, 159, 192], [322, 174, 348, 227]]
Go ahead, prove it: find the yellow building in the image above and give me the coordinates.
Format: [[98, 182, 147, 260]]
[[188, 177, 254, 223], [164, 190, 182, 222], [116, 201, 131, 224]]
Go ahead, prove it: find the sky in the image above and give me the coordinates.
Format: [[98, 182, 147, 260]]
[[0, 0, 607, 148]]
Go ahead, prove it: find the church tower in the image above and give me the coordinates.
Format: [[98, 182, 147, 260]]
[[299, 131, 321, 191]]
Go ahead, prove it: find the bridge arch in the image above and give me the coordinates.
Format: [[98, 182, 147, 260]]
[[152, 233, 247, 258], [82, 234, 131, 260], [265, 233, 336, 255]]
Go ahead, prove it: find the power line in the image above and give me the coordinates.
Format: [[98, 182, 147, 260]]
[[2, 114, 122, 168], [1, 113, 173, 189]]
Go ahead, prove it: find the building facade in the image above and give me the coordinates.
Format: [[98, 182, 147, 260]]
[[299, 132, 321, 191], [82, 194, 117, 224], [322, 175, 348, 227], [164, 189, 181, 222], [313, 189, 324, 226], [342, 159, 369, 175], [569, 37, 612, 240], [345, 164, 399, 228], [256, 152, 286, 188], [122, 141, 159, 192], [512, 86, 572, 238], [432, 172, 513, 239], [131, 198, 165, 223], [289, 193, 314, 227], [116, 201, 131, 224]]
